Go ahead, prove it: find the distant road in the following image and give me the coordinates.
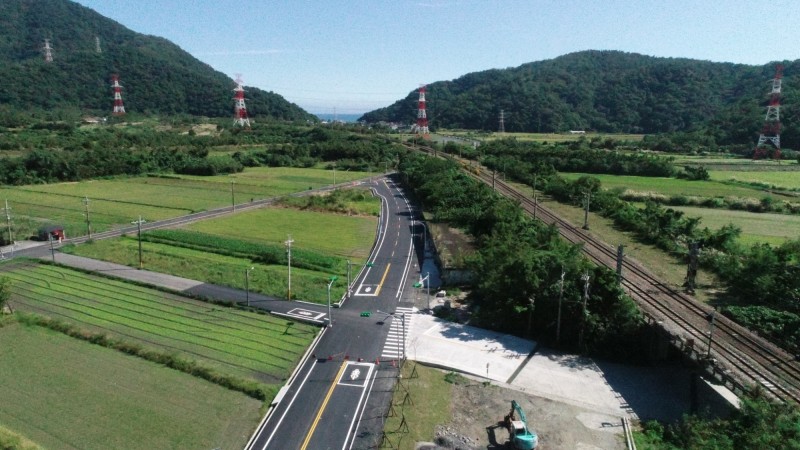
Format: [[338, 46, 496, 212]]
[[246, 175, 423, 449]]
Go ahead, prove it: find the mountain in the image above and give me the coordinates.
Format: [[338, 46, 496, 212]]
[[360, 51, 800, 147], [0, 0, 315, 121]]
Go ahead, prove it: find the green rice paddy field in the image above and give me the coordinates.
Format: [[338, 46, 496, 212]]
[[0, 323, 261, 450], [0, 324, 261, 450], [2, 166, 375, 239], [0, 260, 321, 448], [4, 263, 317, 385]]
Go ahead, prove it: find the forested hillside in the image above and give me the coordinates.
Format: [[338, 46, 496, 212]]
[[361, 50, 800, 148], [0, 0, 315, 121]]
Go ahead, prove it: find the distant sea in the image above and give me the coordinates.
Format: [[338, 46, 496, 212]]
[[314, 113, 363, 123]]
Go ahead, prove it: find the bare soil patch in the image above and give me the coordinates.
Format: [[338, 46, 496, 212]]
[[413, 368, 624, 450]]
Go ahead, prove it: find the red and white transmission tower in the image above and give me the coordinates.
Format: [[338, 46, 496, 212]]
[[233, 74, 251, 128], [42, 39, 53, 63], [111, 74, 126, 116], [754, 64, 783, 159], [415, 84, 430, 139]]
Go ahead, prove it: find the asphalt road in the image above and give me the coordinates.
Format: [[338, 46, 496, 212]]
[[246, 175, 424, 450]]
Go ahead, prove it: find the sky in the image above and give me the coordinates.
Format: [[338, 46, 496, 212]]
[[73, 0, 800, 115]]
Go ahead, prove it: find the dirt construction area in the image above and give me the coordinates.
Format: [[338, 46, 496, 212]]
[[426, 371, 626, 449], [402, 307, 703, 450]]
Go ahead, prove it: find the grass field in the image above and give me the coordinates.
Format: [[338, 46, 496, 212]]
[[0, 321, 262, 450], [671, 155, 793, 166], [1, 166, 376, 240], [62, 206, 377, 302], [560, 172, 796, 200], [381, 362, 452, 450], [708, 170, 800, 190], [185, 206, 377, 259], [3, 263, 317, 385], [668, 206, 800, 246]]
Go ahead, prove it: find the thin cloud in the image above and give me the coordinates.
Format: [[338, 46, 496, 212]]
[[195, 49, 287, 56], [416, 1, 458, 7]]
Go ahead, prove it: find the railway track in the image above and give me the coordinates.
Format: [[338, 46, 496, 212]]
[[409, 145, 800, 403]]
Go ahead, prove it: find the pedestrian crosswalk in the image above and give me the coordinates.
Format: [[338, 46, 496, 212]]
[[381, 306, 415, 360]]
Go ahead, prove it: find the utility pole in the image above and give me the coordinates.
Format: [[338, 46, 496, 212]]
[[582, 191, 591, 230], [401, 312, 406, 361], [333, 161, 336, 189], [413, 273, 431, 309], [616, 244, 625, 282], [326, 276, 338, 327], [285, 235, 294, 300], [83, 196, 92, 238], [2, 200, 12, 245], [556, 269, 565, 344], [532, 175, 538, 219], [685, 242, 699, 294], [346, 260, 352, 299], [245, 266, 254, 306], [706, 310, 716, 358], [230, 179, 235, 211], [579, 272, 590, 351], [131, 216, 146, 269]]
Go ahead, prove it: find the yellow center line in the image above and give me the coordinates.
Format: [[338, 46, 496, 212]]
[[374, 263, 391, 296], [300, 361, 348, 450]]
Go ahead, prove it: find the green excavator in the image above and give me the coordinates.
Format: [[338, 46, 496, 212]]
[[503, 400, 538, 449]]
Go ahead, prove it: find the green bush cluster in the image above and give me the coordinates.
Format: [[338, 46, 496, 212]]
[[16, 313, 272, 400], [278, 188, 378, 216], [722, 306, 800, 354], [638, 391, 800, 449], [479, 137, 676, 178], [0, 427, 40, 450], [619, 191, 800, 215]]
